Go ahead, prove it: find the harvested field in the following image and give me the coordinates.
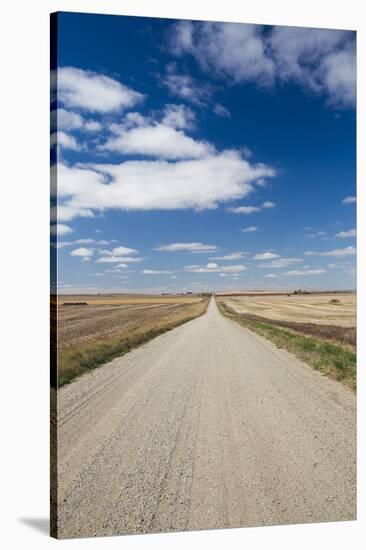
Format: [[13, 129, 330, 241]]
[[53, 294, 209, 386], [221, 293, 356, 327]]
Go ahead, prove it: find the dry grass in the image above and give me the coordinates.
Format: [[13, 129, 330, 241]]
[[58, 293, 202, 306], [218, 300, 356, 391], [54, 295, 209, 386], [223, 292, 356, 327]]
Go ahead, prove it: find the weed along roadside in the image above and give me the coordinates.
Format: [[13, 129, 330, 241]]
[[217, 299, 356, 391], [56, 297, 209, 386]]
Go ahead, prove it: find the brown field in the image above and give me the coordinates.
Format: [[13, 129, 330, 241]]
[[53, 294, 209, 385], [220, 293, 356, 327], [217, 292, 356, 347]]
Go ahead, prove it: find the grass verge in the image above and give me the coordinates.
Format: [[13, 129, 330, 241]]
[[217, 300, 356, 391], [57, 299, 209, 387]]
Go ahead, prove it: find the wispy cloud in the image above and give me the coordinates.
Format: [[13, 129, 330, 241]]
[[342, 196, 356, 204], [241, 226, 258, 233], [305, 246, 356, 257], [211, 252, 248, 260], [285, 269, 326, 276], [259, 258, 303, 268], [253, 252, 280, 260], [142, 269, 174, 274], [184, 262, 246, 273], [155, 242, 218, 253], [228, 201, 275, 215], [335, 228, 356, 238], [170, 22, 355, 108]]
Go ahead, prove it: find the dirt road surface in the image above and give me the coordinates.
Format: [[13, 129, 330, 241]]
[[56, 298, 356, 538]]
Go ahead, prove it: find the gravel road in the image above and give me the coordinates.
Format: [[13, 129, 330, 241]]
[[56, 297, 356, 538]]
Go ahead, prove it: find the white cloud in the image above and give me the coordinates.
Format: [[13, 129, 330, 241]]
[[306, 230, 328, 237], [96, 256, 143, 264], [163, 64, 212, 105], [57, 153, 274, 217], [228, 201, 275, 214], [227, 205, 261, 214], [342, 196, 356, 204], [184, 263, 246, 273], [211, 252, 248, 260], [161, 104, 195, 129], [50, 223, 73, 236], [254, 252, 280, 260], [98, 246, 138, 256], [101, 122, 213, 160], [56, 108, 102, 132], [285, 269, 326, 276], [263, 274, 277, 278], [142, 269, 174, 274], [335, 228, 356, 239], [305, 246, 356, 257], [57, 67, 144, 112], [213, 103, 231, 117], [170, 22, 355, 108], [155, 242, 218, 253], [259, 257, 303, 268], [241, 226, 258, 233], [70, 247, 94, 257], [171, 21, 275, 86], [51, 131, 81, 151]]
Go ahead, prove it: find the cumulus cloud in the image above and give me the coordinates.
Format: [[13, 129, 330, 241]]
[[285, 269, 326, 276], [184, 263, 246, 273], [170, 22, 356, 108], [155, 242, 218, 253], [97, 245, 138, 256], [263, 273, 277, 278], [163, 63, 213, 105], [228, 201, 275, 214], [171, 21, 275, 86], [57, 67, 144, 112], [305, 246, 356, 257], [70, 247, 94, 257], [259, 257, 303, 268], [342, 196, 356, 204], [57, 152, 274, 217], [253, 252, 280, 260], [51, 131, 82, 151], [227, 205, 261, 214], [161, 104, 196, 129], [96, 256, 143, 264], [142, 269, 174, 274], [56, 108, 102, 132], [101, 122, 213, 159], [241, 226, 258, 232], [211, 252, 248, 260], [335, 228, 356, 238], [50, 223, 73, 236]]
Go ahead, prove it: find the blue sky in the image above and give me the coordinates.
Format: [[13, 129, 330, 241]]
[[51, 13, 356, 294]]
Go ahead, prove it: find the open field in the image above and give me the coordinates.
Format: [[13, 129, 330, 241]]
[[53, 294, 209, 386], [55, 299, 356, 537], [217, 298, 356, 390], [219, 292, 356, 327]]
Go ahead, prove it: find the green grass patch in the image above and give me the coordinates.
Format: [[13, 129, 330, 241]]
[[217, 301, 356, 391]]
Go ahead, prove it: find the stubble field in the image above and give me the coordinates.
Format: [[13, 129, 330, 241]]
[[217, 292, 356, 390], [53, 294, 209, 386]]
